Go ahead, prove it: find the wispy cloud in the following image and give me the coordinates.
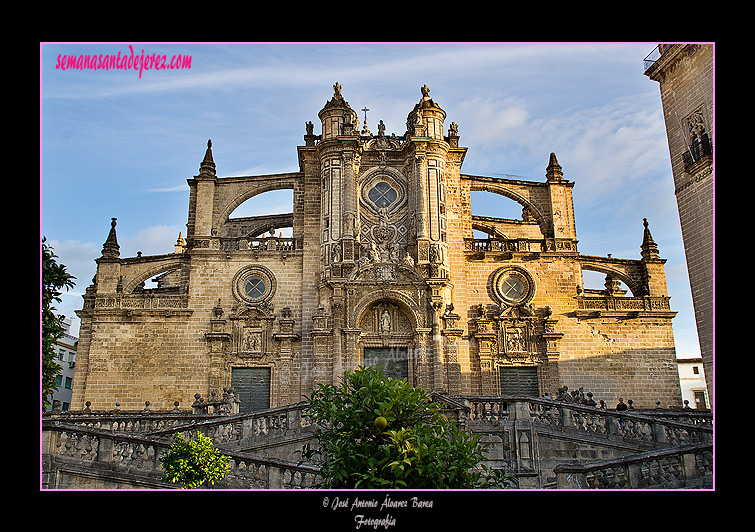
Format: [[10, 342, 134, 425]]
[[148, 185, 187, 193]]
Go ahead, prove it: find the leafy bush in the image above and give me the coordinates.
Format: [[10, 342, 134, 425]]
[[301, 366, 516, 489], [42, 238, 75, 409], [159, 431, 231, 489]]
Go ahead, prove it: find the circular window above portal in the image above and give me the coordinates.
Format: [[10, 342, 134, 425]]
[[492, 267, 535, 307], [360, 171, 406, 214], [232, 265, 276, 304], [368, 181, 398, 208]]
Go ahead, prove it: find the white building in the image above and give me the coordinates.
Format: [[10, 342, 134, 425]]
[[47, 317, 78, 411], [677, 357, 709, 409]]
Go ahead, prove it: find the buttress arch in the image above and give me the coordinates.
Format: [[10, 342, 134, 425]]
[[122, 259, 186, 294], [465, 178, 550, 238], [578, 261, 644, 297], [214, 174, 300, 234]]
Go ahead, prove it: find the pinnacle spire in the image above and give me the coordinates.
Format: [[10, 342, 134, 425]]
[[101, 217, 120, 258], [198, 139, 216, 176], [546, 153, 564, 181], [640, 218, 660, 260]]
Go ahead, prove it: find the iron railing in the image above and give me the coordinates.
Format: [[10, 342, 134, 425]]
[[643, 45, 661, 72]]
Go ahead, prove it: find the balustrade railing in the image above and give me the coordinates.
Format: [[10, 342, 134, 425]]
[[42, 420, 321, 489], [575, 295, 672, 312], [43, 402, 223, 434], [220, 236, 298, 252], [44, 396, 712, 489], [463, 238, 539, 253], [554, 444, 713, 489], [148, 402, 315, 448], [448, 396, 712, 448]]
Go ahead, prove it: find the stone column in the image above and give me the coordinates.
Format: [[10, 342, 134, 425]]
[[273, 308, 299, 406], [441, 309, 463, 395], [311, 309, 332, 387], [540, 313, 564, 396], [205, 301, 231, 395], [343, 328, 361, 375], [474, 317, 497, 395], [413, 328, 432, 389]]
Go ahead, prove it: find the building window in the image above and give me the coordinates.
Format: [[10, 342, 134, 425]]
[[232, 265, 276, 305], [368, 181, 398, 209], [243, 276, 267, 300], [683, 107, 712, 169], [693, 390, 707, 409], [692, 366, 699, 374], [65, 377, 73, 389], [491, 266, 536, 307]]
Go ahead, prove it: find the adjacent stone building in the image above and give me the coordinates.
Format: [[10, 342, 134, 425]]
[[644, 44, 714, 406], [72, 83, 682, 413]]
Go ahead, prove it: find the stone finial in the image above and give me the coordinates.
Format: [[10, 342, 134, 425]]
[[545, 153, 564, 181], [322, 81, 350, 110], [175, 232, 186, 254], [421, 84, 431, 100], [101, 218, 120, 258], [198, 139, 216, 176], [640, 218, 660, 260]]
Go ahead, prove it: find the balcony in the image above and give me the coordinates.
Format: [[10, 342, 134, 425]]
[[643, 45, 661, 72], [683, 133, 713, 170]]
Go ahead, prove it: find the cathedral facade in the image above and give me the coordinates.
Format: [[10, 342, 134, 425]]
[[72, 84, 682, 413]]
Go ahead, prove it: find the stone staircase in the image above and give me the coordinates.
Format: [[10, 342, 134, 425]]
[[41, 395, 712, 489]]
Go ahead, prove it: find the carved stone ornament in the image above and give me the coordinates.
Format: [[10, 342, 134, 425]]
[[495, 318, 540, 365]]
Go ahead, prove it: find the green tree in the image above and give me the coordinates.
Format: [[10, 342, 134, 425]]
[[42, 237, 75, 410], [301, 366, 516, 489], [159, 431, 231, 489]]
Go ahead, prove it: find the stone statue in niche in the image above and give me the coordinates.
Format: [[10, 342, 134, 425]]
[[429, 243, 443, 264], [381, 309, 391, 332], [332, 242, 342, 263], [378, 201, 390, 229]]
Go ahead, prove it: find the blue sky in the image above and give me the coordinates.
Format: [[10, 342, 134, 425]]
[[40, 42, 703, 358]]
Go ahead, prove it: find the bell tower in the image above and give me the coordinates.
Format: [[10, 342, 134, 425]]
[[317, 82, 361, 280], [403, 83, 451, 280]]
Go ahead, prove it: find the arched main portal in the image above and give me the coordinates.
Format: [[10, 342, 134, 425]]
[[350, 290, 433, 388], [358, 300, 414, 381]]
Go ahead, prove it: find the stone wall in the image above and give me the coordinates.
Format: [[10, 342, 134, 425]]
[[645, 44, 714, 405]]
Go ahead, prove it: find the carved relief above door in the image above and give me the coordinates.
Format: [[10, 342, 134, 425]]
[[230, 305, 275, 362]]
